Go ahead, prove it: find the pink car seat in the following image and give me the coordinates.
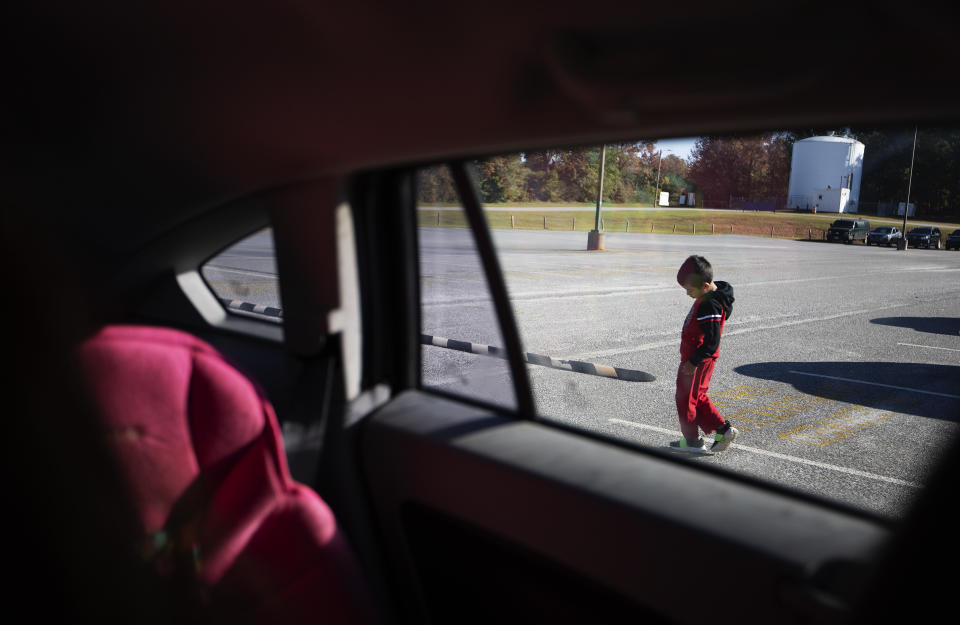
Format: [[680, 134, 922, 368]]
[[76, 325, 377, 624]]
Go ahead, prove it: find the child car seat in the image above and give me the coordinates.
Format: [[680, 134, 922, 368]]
[[75, 325, 377, 624]]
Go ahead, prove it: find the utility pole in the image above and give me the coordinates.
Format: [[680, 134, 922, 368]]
[[898, 126, 917, 251], [654, 147, 674, 207], [654, 149, 663, 208], [588, 144, 607, 250]]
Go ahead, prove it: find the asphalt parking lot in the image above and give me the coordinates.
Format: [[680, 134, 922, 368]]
[[206, 226, 960, 519], [419, 228, 960, 519]]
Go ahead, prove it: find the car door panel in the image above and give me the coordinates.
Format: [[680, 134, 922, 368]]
[[360, 390, 888, 625]]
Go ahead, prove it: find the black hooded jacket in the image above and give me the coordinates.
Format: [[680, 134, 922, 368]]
[[681, 281, 735, 366]]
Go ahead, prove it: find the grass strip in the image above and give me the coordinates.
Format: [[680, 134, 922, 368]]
[[417, 208, 959, 240]]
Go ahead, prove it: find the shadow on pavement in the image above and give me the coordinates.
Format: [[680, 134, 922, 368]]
[[734, 361, 960, 421], [870, 316, 960, 336]]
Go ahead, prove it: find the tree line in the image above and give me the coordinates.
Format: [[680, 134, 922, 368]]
[[417, 127, 960, 219], [417, 143, 693, 206]]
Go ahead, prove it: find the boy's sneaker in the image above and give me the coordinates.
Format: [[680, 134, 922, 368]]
[[669, 437, 705, 450], [711, 423, 739, 452]]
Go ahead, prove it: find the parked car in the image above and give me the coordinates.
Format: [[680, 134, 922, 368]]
[[867, 226, 902, 246], [827, 218, 871, 243], [946, 229, 960, 250], [906, 226, 943, 249]]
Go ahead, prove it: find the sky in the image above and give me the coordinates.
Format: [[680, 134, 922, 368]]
[[654, 137, 699, 161]]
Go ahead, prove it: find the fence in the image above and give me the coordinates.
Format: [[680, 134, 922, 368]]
[[703, 197, 731, 209], [417, 210, 830, 239], [729, 196, 784, 211]]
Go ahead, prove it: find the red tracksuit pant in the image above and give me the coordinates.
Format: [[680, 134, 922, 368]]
[[675, 358, 726, 442]]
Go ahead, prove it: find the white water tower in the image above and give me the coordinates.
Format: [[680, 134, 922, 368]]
[[787, 136, 864, 212]]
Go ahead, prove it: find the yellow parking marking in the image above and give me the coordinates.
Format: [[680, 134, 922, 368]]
[[697, 380, 931, 449], [778, 407, 895, 447], [720, 394, 831, 433]]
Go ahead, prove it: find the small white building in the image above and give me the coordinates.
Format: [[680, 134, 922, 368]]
[[787, 136, 864, 212]]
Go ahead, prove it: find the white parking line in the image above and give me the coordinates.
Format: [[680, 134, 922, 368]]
[[897, 342, 960, 353], [422, 270, 933, 306], [788, 371, 960, 399], [563, 302, 909, 362], [202, 265, 278, 279], [608, 419, 921, 489]]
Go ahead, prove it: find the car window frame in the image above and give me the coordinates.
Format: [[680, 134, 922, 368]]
[[395, 140, 951, 526], [413, 162, 536, 418], [198, 225, 284, 325]]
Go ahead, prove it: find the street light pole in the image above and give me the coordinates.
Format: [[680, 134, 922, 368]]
[[587, 144, 607, 250], [594, 144, 606, 230], [654, 149, 663, 207], [898, 126, 917, 251]]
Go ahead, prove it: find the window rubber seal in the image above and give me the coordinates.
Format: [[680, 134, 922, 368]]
[[449, 161, 536, 419]]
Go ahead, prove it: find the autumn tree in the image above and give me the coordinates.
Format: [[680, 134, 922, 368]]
[[608, 141, 657, 203], [657, 154, 693, 200], [475, 154, 526, 203], [687, 134, 790, 205], [416, 166, 458, 204]]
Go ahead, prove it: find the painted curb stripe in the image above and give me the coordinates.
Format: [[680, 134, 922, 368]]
[[219, 298, 283, 318], [421, 333, 655, 382], [447, 339, 473, 353]]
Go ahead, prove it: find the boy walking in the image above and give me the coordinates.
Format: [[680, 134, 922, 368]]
[[671, 255, 738, 452]]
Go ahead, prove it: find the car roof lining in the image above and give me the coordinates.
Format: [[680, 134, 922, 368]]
[[8, 2, 960, 261]]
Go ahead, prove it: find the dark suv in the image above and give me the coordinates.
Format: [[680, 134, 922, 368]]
[[867, 226, 902, 246], [946, 229, 960, 250], [906, 226, 942, 249], [827, 218, 870, 244]]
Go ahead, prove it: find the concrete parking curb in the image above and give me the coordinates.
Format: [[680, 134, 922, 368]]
[[216, 298, 656, 382], [421, 333, 655, 382], [219, 297, 283, 318]]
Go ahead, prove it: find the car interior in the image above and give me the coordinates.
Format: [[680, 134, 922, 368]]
[[4, 2, 959, 624]]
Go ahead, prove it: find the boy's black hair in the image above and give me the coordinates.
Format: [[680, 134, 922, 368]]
[[676, 255, 713, 286]]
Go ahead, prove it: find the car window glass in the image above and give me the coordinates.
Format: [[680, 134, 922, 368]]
[[417, 165, 518, 411], [465, 129, 959, 520], [201, 227, 282, 323]]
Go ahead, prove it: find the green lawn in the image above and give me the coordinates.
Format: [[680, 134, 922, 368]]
[[417, 207, 959, 240]]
